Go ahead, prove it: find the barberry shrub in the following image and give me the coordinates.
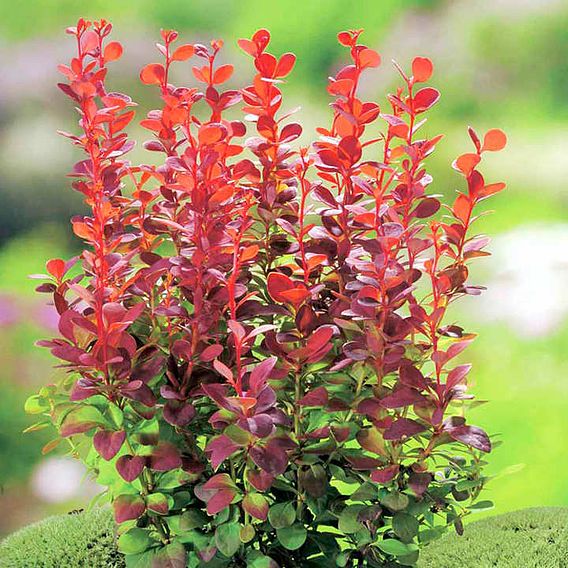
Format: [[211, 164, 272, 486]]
[[26, 20, 507, 568]]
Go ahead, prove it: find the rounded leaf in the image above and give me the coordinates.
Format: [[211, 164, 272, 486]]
[[276, 525, 307, 550], [412, 56, 433, 82], [482, 128, 507, 152]]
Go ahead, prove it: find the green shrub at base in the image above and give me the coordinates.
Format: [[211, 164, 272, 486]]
[[419, 507, 568, 568], [0, 508, 124, 568]]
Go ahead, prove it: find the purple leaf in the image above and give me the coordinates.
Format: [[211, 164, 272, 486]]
[[444, 417, 491, 452], [116, 454, 146, 482], [384, 418, 426, 441], [93, 429, 125, 461]]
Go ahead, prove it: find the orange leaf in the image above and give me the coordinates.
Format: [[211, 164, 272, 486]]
[[198, 124, 226, 145], [412, 56, 433, 83], [482, 128, 507, 152], [171, 44, 194, 61], [478, 182, 506, 200], [240, 245, 259, 262], [359, 48, 381, 69], [140, 63, 165, 85], [213, 64, 234, 85], [453, 193, 471, 224], [103, 41, 123, 63], [453, 153, 481, 176]]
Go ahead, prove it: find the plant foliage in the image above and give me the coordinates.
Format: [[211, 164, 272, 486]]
[[27, 19, 507, 567]]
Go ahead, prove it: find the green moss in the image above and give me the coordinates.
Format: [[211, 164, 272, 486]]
[[419, 508, 568, 568], [0, 508, 125, 568]]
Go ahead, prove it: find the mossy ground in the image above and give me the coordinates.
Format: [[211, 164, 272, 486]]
[[419, 507, 568, 568], [0, 507, 125, 568]]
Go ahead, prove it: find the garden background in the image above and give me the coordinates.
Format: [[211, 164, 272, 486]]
[[0, 0, 566, 536]]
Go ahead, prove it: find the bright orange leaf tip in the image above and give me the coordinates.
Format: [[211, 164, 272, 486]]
[[412, 56, 433, 83], [171, 44, 195, 62], [482, 128, 507, 152], [103, 41, 123, 63]]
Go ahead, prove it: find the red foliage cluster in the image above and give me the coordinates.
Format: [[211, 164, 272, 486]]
[[29, 19, 507, 567]]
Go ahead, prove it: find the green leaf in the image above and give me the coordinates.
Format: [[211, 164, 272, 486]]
[[418, 526, 445, 544], [118, 527, 153, 555], [338, 505, 364, 534], [376, 538, 418, 557], [59, 405, 107, 437], [350, 482, 378, 501], [179, 509, 208, 531], [268, 502, 296, 529], [392, 512, 419, 542], [240, 524, 255, 543], [152, 542, 187, 568], [381, 492, 410, 512], [469, 500, 494, 511], [246, 551, 278, 568], [276, 524, 307, 550], [215, 522, 241, 557], [24, 395, 50, 415]]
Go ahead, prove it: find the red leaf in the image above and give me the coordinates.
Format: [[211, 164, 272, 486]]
[[482, 128, 507, 152], [446, 364, 471, 391], [413, 197, 440, 219], [213, 64, 234, 85], [242, 492, 269, 521], [249, 357, 277, 391], [371, 464, 399, 484], [275, 53, 296, 78], [163, 400, 196, 427], [93, 429, 125, 461], [201, 344, 223, 362], [150, 442, 182, 471], [298, 386, 328, 407], [203, 473, 235, 490], [247, 470, 274, 491], [255, 52, 277, 77], [140, 63, 165, 86], [114, 494, 146, 524], [206, 488, 235, 515], [171, 44, 194, 61], [380, 387, 424, 409], [46, 258, 66, 280], [412, 56, 433, 83], [337, 31, 354, 47], [103, 41, 123, 63], [267, 272, 293, 303], [206, 435, 240, 470], [399, 364, 427, 390], [116, 454, 146, 482], [413, 87, 440, 113]]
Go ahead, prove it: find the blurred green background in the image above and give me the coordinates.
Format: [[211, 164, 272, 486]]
[[0, 0, 566, 536]]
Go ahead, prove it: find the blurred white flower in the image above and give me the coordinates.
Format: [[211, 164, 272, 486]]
[[31, 457, 100, 504], [474, 224, 568, 337]]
